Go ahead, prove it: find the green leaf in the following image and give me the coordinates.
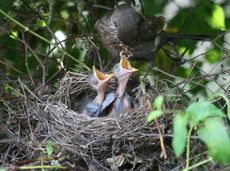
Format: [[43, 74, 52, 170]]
[[51, 160, 61, 166], [172, 112, 188, 157], [0, 0, 14, 16], [207, 4, 226, 30], [146, 110, 163, 123], [154, 96, 164, 110], [178, 46, 190, 56], [198, 118, 230, 164], [186, 101, 225, 127], [60, 10, 69, 20], [208, 93, 230, 121], [46, 139, 55, 156], [35, 19, 47, 27], [9, 31, 18, 39], [143, 0, 168, 15], [205, 49, 221, 63]]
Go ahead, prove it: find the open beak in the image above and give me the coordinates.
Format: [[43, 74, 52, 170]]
[[119, 56, 138, 73], [93, 66, 114, 82]]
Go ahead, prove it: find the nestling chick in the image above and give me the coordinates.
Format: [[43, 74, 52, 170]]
[[82, 66, 113, 117]]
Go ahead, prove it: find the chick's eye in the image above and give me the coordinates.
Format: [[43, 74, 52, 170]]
[[88, 75, 98, 86], [92, 77, 98, 85]]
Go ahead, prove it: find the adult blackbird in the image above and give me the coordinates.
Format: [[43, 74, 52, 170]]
[[96, 4, 210, 62]]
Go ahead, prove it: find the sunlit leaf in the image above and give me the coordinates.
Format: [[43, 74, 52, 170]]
[[60, 10, 69, 20], [175, 66, 190, 78], [146, 110, 163, 123], [42, 12, 49, 18], [36, 19, 46, 27], [67, 2, 75, 7], [172, 112, 188, 157], [154, 96, 164, 110], [198, 118, 230, 164], [207, 4, 226, 30], [9, 31, 18, 39], [178, 46, 190, 57], [186, 101, 225, 127], [205, 49, 221, 63], [208, 93, 230, 121], [46, 139, 55, 156]]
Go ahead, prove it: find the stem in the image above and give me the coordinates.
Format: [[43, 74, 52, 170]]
[[154, 118, 167, 159], [185, 127, 193, 170], [19, 165, 67, 170], [141, 79, 167, 159], [0, 8, 50, 44], [208, 93, 230, 121], [182, 157, 213, 171], [0, 8, 90, 71]]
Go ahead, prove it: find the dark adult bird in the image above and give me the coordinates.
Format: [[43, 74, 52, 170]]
[[96, 4, 210, 63], [102, 54, 138, 113], [82, 66, 113, 117]]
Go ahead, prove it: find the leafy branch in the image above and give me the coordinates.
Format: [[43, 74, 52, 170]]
[[147, 95, 230, 170], [0, 8, 90, 71]]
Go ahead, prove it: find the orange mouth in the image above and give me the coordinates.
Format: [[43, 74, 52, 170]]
[[93, 66, 114, 82], [120, 57, 138, 72]]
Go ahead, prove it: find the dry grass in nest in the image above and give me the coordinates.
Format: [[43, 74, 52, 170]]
[[4, 71, 188, 170]]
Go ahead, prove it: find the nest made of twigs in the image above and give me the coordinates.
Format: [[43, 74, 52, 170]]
[[7, 71, 188, 170]]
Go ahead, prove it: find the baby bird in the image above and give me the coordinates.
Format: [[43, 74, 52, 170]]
[[82, 66, 113, 117], [113, 55, 138, 112], [102, 54, 138, 114]]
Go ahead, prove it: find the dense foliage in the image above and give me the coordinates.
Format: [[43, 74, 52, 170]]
[[0, 0, 229, 170]]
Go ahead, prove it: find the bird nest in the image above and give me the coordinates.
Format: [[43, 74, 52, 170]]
[[8, 71, 188, 170]]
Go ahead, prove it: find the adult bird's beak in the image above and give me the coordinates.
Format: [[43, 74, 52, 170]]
[[93, 66, 114, 83]]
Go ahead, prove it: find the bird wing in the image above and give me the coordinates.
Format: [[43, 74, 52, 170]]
[[101, 92, 116, 111], [113, 95, 123, 113], [124, 92, 134, 108], [113, 92, 133, 113], [85, 102, 102, 117]]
